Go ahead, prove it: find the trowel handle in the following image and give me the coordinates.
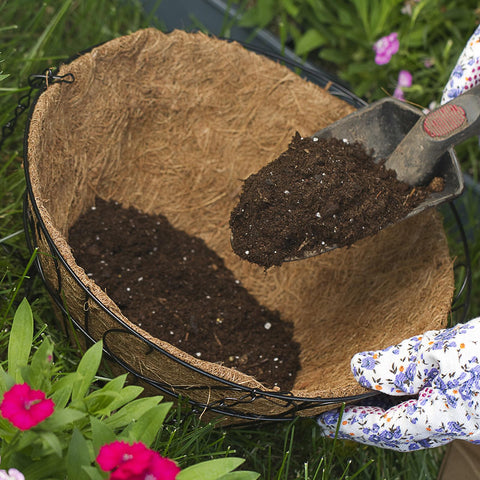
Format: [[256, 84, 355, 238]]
[[385, 83, 480, 185]]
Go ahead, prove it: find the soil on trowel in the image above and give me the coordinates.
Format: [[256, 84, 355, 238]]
[[68, 198, 301, 390], [230, 133, 445, 268]]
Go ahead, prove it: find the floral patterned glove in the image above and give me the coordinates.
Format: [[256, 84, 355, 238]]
[[317, 24, 480, 452], [317, 319, 480, 451], [442, 24, 480, 104]]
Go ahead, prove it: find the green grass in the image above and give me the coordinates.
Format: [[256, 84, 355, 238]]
[[0, 0, 477, 478]]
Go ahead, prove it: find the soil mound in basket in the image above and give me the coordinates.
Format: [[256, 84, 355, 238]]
[[230, 133, 445, 268], [68, 198, 301, 390]]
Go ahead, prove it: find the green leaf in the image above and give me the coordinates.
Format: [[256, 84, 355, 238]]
[[66, 429, 93, 480], [85, 381, 143, 417], [10, 428, 37, 451], [306, 0, 337, 23], [84, 390, 120, 415], [0, 364, 14, 394], [295, 28, 327, 56], [318, 48, 351, 64], [346, 61, 379, 74], [31, 337, 54, 373], [280, 0, 299, 18], [218, 472, 260, 480], [8, 298, 33, 382], [20, 454, 66, 480], [72, 340, 103, 403], [238, 0, 276, 28], [96, 373, 127, 393], [411, 0, 429, 25], [82, 465, 106, 480], [106, 384, 144, 409], [351, 0, 370, 35], [22, 338, 54, 391], [0, 415, 18, 439], [50, 373, 77, 408], [51, 385, 73, 410], [90, 416, 116, 454], [40, 406, 86, 431], [103, 396, 163, 430], [39, 431, 63, 458], [121, 403, 172, 447], [338, 6, 356, 29], [177, 458, 245, 480]]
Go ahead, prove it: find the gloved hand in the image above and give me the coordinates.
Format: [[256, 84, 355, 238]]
[[442, 24, 480, 104], [316, 23, 480, 453], [317, 318, 480, 451]]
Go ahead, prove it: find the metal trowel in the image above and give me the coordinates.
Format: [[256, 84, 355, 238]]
[[284, 84, 476, 261]]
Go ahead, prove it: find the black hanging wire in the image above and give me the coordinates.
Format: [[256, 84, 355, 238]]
[[0, 68, 74, 150], [448, 201, 472, 324]]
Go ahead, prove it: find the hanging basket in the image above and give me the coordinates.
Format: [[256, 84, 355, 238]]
[[23, 28, 465, 421]]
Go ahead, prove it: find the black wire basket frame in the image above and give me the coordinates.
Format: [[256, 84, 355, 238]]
[[22, 39, 472, 422]]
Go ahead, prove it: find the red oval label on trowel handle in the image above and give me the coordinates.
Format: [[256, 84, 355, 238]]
[[423, 104, 467, 138]]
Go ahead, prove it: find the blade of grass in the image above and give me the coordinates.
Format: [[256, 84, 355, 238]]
[[2, 247, 37, 323], [347, 458, 375, 480], [19, 0, 73, 79], [0, 230, 24, 244], [324, 403, 346, 477], [275, 423, 295, 479]]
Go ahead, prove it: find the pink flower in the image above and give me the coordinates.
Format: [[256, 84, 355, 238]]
[[0, 384, 54, 431], [373, 32, 399, 65], [397, 70, 413, 88], [97, 441, 180, 480], [0, 469, 24, 480], [393, 70, 413, 100], [148, 454, 181, 480]]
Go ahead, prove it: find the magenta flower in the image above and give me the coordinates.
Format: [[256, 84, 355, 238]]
[[373, 32, 399, 65], [0, 384, 54, 431], [393, 70, 413, 100], [97, 441, 180, 480]]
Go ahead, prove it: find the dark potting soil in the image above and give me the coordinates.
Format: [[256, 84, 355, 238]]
[[68, 198, 301, 390], [230, 133, 445, 268]]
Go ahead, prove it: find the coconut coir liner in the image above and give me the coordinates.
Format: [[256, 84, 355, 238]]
[[25, 28, 455, 416], [230, 133, 445, 268]]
